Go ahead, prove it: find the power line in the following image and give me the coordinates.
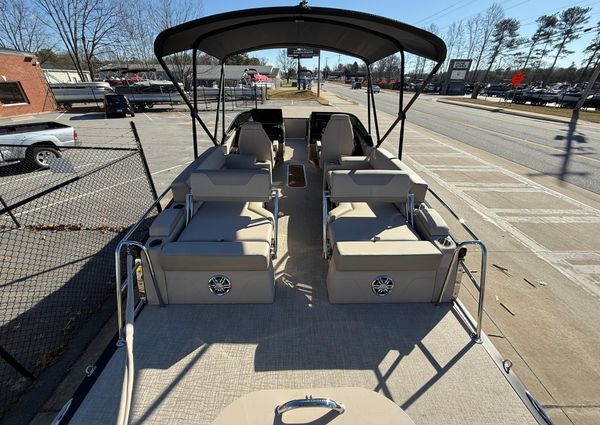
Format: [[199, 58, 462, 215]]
[[414, 0, 470, 25]]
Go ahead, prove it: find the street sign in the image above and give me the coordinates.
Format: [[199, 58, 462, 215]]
[[511, 70, 525, 88], [287, 48, 319, 59]]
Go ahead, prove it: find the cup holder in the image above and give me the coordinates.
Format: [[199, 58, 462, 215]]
[[173, 204, 184, 209], [149, 239, 162, 248]]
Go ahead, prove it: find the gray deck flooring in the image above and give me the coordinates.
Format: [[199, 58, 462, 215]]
[[71, 139, 537, 424]]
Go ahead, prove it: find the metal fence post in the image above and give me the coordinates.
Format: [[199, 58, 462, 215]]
[[129, 121, 161, 212]]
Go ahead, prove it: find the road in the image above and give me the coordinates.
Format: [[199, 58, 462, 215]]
[[324, 83, 600, 194]]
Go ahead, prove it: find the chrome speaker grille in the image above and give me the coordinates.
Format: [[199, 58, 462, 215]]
[[208, 275, 231, 296], [371, 275, 394, 296]]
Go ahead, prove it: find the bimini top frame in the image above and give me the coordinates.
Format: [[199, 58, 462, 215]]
[[154, 3, 447, 158]]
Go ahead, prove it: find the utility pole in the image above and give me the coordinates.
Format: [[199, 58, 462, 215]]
[[317, 51, 321, 97], [575, 60, 600, 111], [297, 57, 301, 90]]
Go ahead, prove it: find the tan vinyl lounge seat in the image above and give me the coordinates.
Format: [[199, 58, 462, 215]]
[[179, 202, 273, 243], [143, 156, 276, 305], [318, 114, 354, 169], [324, 169, 458, 304]]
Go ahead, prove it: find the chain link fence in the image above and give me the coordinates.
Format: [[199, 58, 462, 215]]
[[0, 126, 157, 415]]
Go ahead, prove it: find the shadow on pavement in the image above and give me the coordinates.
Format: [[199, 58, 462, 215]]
[[553, 110, 590, 182], [69, 113, 106, 121]]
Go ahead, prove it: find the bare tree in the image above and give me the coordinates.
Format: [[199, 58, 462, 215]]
[[544, 6, 591, 84], [444, 21, 465, 71], [117, 0, 155, 67], [151, 0, 202, 89], [374, 54, 400, 80], [36, 0, 121, 80], [277, 49, 295, 83], [482, 18, 520, 84], [465, 14, 482, 59], [0, 0, 50, 53], [471, 3, 504, 82]]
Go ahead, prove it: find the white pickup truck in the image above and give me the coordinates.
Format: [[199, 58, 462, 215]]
[[0, 122, 80, 168]]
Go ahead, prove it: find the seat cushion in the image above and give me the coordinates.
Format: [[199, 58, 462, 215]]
[[160, 241, 271, 271], [179, 202, 273, 243], [332, 240, 442, 271], [328, 202, 419, 244]]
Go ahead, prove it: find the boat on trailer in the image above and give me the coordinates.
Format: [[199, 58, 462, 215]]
[[54, 4, 553, 424]]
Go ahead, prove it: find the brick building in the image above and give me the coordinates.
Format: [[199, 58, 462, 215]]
[[0, 48, 57, 118]]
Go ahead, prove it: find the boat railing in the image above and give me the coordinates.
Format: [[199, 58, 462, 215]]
[[115, 188, 169, 342], [427, 187, 488, 343]]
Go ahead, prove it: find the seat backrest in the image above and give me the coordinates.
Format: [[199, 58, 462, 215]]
[[328, 170, 411, 203], [170, 146, 226, 203], [238, 122, 274, 167], [320, 114, 354, 168], [190, 168, 271, 202]]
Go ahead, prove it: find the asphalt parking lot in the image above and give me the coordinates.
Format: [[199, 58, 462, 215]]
[[0, 100, 282, 195]]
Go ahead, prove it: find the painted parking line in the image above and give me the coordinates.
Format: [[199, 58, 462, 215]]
[[403, 128, 600, 297], [54, 112, 66, 121], [143, 113, 153, 121], [150, 161, 193, 176]]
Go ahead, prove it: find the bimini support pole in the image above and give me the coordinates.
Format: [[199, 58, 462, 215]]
[[366, 65, 381, 144], [192, 49, 199, 158], [156, 54, 219, 147], [222, 65, 226, 142], [214, 63, 224, 141], [377, 55, 442, 156], [367, 75, 371, 134], [398, 51, 405, 159]]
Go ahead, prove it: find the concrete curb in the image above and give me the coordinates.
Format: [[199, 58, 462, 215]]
[[436, 98, 572, 124]]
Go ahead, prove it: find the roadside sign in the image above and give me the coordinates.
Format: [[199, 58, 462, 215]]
[[442, 58, 472, 95], [511, 70, 525, 88], [287, 48, 319, 58]]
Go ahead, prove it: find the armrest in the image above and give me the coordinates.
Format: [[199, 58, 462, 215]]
[[338, 155, 370, 169], [415, 207, 450, 240], [149, 207, 185, 237]]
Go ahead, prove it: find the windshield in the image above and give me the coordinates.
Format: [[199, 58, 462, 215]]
[[106, 96, 127, 105]]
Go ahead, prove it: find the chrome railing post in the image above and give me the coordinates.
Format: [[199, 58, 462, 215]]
[[322, 190, 330, 258], [114, 188, 170, 340], [436, 240, 488, 343], [271, 188, 279, 259], [475, 241, 488, 342], [115, 241, 125, 342]]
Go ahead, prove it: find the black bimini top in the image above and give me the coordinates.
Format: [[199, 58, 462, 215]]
[[154, 5, 446, 64]]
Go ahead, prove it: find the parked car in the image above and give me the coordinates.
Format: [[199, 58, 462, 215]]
[[367, 84, 381, 93], [104, 94, 135, 118], [352, 81, 362, 89], [0, 122, 80, 168]]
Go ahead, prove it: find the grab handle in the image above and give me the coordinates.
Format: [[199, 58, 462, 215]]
[[276, 396, 345, 415]]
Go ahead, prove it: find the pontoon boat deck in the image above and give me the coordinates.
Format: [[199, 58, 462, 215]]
[[55, 5, 552, 424]]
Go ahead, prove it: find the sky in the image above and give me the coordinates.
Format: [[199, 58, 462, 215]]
[[199, 0, 600, 70]]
